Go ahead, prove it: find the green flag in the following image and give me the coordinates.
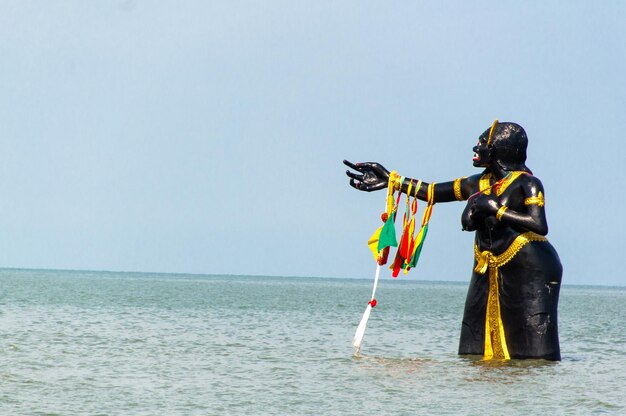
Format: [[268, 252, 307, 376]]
[[377, 212, 397, 251], [408, 223, 429, 268]]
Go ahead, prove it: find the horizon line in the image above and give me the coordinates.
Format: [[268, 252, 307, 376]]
[[0, 266, 623, 289]]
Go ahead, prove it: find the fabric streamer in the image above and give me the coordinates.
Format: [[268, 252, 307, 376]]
[[402, 180, 421, 272], [391, 181, 435, 275], [390, 180, 413, 277], [406, 183, 435, 270]]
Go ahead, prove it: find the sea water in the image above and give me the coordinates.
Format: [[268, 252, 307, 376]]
[[0, 269, 624, 415]]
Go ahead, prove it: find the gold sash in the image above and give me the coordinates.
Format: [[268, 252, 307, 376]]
[[473, 231, 548, 360]]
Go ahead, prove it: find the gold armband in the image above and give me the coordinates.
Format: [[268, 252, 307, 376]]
[[453, 177, 466, 201], [524, 191, 545, 207], [496, 205, 508, 221]]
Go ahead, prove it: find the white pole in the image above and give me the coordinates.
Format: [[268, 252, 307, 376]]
[[352, 262, 381, 354], [353, 181, 396, 355]]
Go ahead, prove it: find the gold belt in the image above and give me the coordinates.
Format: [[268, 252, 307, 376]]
[[473, 231, 548, 360]]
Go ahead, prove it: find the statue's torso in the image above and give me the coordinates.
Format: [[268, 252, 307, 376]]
[[473, 172, 532, 254]]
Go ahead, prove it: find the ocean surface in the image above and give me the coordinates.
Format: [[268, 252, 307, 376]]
[[0, 269, 624, 415]]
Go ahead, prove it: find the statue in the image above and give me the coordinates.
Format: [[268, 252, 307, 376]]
[[344, 121, 562, 361]]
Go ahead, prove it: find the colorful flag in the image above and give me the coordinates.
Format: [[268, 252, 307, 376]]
[[367, 225, 383, 260], [377, 211, 397, 251]]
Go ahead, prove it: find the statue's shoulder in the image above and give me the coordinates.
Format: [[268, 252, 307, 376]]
[[518, 171, 542, 184], [518, 172, 545, 197]]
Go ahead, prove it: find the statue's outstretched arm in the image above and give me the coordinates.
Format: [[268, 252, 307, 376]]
[[344, 160, 477, 203]]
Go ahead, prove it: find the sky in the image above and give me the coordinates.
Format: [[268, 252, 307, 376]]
[[1, 1, 624, 286]]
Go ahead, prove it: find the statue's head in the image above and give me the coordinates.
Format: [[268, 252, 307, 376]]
[[472, 120, 531, 173]]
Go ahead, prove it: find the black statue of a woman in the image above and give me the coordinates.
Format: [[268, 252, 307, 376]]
[[344, 121, 562, 361]]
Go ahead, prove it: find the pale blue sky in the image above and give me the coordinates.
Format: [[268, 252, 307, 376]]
[[1, 1, 624, 285]]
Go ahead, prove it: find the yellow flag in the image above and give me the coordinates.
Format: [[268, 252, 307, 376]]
[[367, 226, 383, 260]]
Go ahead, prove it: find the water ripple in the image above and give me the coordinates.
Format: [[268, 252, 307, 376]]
[[0, 270, 624, 415]]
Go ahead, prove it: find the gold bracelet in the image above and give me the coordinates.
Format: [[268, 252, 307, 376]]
[[496, 205, 508, 221]]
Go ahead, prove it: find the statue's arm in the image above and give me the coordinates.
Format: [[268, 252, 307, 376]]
[[398, 174, 480, 203], [497, 176, 549, 235], [344, 160, 480, 203]]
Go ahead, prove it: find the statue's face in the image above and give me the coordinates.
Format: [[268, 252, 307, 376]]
[[472, 135, 490, 167]]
